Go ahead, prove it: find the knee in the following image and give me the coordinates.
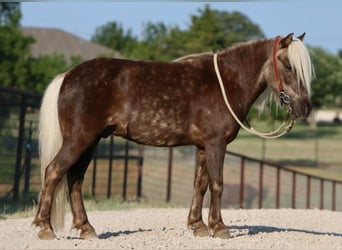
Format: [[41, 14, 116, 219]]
[[210, 181, 223, 195]]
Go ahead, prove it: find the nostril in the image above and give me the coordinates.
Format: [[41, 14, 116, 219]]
[[303, 102, 312, 117]]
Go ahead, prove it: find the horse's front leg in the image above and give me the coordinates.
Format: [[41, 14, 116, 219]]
[[67, 142, 99, 239], [206, 142, 230, 239], [188, 148, 209, 237]]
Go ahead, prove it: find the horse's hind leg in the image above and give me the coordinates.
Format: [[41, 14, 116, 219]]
[[33, 142, 90, 239], [188, 148, 209, 237], [33, 158, 65, 239], [67, 139, 99, 239]]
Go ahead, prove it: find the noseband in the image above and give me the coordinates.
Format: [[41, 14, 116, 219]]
[[213, 36, 296, 139]]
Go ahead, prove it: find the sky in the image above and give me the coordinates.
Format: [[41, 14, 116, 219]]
[[21, 1, 342, 55]]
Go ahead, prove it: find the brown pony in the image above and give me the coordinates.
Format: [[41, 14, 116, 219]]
[[33, 33, 314, 240]]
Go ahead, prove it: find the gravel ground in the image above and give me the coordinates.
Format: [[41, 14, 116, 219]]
[[1, 208, 341, 249]]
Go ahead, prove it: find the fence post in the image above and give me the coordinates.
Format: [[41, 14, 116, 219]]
[[276, 167, 281, 208], [320, 179, 324, 210], [332, 181, 336, 211], [258, 162, 264, 209], [23, 121, 33, 201], [136, 145, 144, 201], [107, 136, 114, 199], [306, 176, 311, 209], [166, 147, 173, 202], [13, 96, 27, 201], [292, 172, 296, 209], [122, 140, 129, 200], [239, 157, 245, 209], [92, 147, 98, 198]]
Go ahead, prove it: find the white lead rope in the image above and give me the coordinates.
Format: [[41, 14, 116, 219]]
[[213, 53, 296, 139]]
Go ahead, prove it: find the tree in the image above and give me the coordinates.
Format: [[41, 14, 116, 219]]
[[310, 47, 342, 108], [0, 3, 34, 89], [92, 5, 265, 61], [184, 5, 264, 53], [0, 3, 76, 93], [26, 54, 75, 93], [0, 2, 21, 26], [91, 21, 137, 57], [138, 5, 265, 60], [129, 22, 173, 61]]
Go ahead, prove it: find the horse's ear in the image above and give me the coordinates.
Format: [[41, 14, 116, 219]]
[[279, 33, 294, 48], [297, 32, 306, 41]]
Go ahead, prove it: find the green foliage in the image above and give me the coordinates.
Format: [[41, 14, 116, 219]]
[[0, 25, 34, 88], [26, 54, 69, 93], [310, 47, 342, 108], [91, 21, 137, 57], [92, 5, 265, 61], [26, 54, 83, 93], [0, 3, 64, 93], [0, 24, 74, 93], [185, 5, 264, 53], [0, 3, 86, 94], [0, 2, 21, 26]]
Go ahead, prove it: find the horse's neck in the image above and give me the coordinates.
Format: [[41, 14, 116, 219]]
[[219, 39, 273, 114]]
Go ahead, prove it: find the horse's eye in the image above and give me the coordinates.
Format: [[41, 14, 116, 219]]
[[285, 64, 292, 71]]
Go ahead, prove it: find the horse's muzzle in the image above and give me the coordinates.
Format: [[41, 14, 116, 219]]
[[291, 96, 312, 119]]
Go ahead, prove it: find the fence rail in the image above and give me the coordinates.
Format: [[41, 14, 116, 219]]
[[224, 151, 342, 210]]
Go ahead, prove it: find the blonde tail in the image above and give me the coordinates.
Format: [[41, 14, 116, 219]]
[[39, 73, 67, 232]]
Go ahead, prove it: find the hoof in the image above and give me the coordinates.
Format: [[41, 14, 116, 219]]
[[188, 221, 209, 237], [79, 224, 98, 240], [193, 226, 209, 237], [38, 228, 56, 240], [213, 227, 231, 239], [80, 230, 98, 240]]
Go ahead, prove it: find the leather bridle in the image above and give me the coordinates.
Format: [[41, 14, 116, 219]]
[[272, 36, 292, 109]]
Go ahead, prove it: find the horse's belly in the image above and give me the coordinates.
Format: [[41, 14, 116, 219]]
[[126, 123, 187, 146], [125, 109, 189, 146]]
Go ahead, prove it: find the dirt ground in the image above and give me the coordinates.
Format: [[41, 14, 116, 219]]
[[1, 208, 341, 249]]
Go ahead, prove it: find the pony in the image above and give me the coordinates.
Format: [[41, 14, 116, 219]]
[[33, 33, 314, 239]]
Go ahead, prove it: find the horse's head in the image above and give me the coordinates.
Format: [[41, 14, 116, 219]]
[[263, 33, 314, 119]]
